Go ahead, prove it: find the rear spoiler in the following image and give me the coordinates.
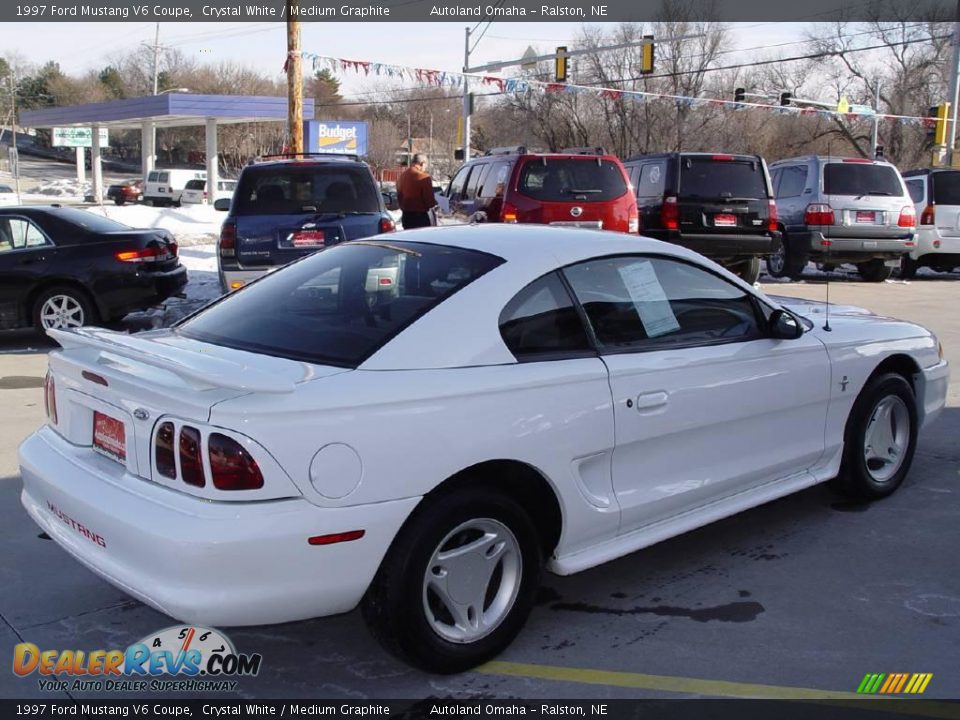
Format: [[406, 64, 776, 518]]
[[47, 327, 296, 394]]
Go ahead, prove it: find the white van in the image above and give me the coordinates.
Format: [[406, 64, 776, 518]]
[[143, 169, 207, 206]]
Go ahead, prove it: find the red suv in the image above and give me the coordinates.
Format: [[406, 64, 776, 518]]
[[442, 146, 638, 233]]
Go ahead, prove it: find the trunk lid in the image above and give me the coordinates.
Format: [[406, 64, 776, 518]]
[[822, 161, 909, 237], [676, 156, 770, 234], [235, 212, 381, 267]]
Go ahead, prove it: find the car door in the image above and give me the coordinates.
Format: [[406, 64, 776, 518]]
[[446, 165, 474, 223], [0, 215, 56, 329], [562, 254, 831, 530], [775, 163, 810, 233]]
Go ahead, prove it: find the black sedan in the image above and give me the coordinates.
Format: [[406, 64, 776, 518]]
[[0, 206, 187, 334]]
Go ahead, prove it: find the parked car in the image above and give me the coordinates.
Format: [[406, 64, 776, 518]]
[[622, 152, 781, 284], [215, 154, 395, 293], [180, 178, 237, 206], [106, 179, 143, 206], [767, 156, 916, 281], [901, 168, 960, 277], [0, 206, 186, 333], [143, 168, 206, 206], [0, 184, 18, 207], [441, 146, 638, 234], [19, 225, 948, 673]]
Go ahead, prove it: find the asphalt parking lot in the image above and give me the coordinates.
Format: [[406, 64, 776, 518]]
[[1, 274, 958, 701]]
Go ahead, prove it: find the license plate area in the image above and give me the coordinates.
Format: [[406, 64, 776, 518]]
[[92, 411, 126, 463], [855, 210, 876, 223], [290, 229, 325, 247], [549, 220, 603, 229], [713, 213, 737, 227]]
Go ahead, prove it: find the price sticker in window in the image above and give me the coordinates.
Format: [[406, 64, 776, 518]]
[[617, 260, 680, 338]]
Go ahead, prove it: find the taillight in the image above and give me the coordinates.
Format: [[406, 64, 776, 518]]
[[155, 422, 177, 479], [711, 154, 734, 161], [661, 195, 679, 230], [920, 205, 935, 225], [220, 222, 237, 257], [179, 426, 205, 487], [208, 433, 263, 490], [628, 207, 639, 234], [898, 205, 916, 228], [114, 246, 172, 263], [804, 203, 835, 226], [379, 216, 396, 233], [767, 199, 778, 232], [501, 201, 519, 223], [44, 372, 57, 425]]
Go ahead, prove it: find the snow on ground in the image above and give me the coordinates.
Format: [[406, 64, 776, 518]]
[[27, 178, 97, 198], [85, 203, 223, 247]]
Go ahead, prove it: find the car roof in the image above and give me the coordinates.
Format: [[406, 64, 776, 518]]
[[623, 151, 761, 163], [770, 155, 897, 166]]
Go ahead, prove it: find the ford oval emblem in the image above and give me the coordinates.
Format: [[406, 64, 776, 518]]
[[571, 207, 583, 217], [133, 408, 150, 421]]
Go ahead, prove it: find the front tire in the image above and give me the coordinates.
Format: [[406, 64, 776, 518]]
[[731, 257, 761, 285], [362, 488, 542, 673], [832, 372, 918, 500], [857, 259, 894, 282], [113, 197, 125, 206]]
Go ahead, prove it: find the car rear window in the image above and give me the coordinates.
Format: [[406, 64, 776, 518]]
[[185, 179, 205, 190], [232, 165, 380, 215], [932, 172, 960, 205], [177, 241, 504, 367], [52, 208, 132, 233], [517, 159, 627, 202], [824, 163, 903, 197], [679, 157, 767, 199]]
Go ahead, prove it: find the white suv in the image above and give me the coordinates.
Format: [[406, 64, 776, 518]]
[[902, 169, 960, 278]]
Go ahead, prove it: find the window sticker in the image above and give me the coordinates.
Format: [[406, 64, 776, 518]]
[[616, 260, 680, 338]]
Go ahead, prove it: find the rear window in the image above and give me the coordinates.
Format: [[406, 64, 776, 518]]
[[177, 241, 504, 367], [823, 163, 903, 197], [233, 165, 380, 215], [219, 181, 237, 191], [53, 208, 132, 233], [517, 159, 627, 202], [932, 172, 960, 205], [185, 179, 205, 190], [679, 157, 767, 199]]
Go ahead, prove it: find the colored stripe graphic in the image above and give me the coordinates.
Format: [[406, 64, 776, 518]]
[[857, 672, 933, 694]]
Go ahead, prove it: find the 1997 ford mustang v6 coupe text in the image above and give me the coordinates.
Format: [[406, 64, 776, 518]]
[[18, 225, 948, 672]]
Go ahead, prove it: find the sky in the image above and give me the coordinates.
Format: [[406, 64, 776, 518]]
[[0, 21, 806, 101]]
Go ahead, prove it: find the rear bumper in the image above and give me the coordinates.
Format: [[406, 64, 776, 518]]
[[644, 230, 781, 259], [798, 230, 914, 260], [18, 426, 419, 626], [95, 265, 188, 319], [912, 228, 960, 264]]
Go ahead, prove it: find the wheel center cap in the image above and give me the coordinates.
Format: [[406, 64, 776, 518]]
[[446, 553, 488, 604]]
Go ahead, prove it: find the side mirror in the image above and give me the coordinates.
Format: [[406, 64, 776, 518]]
[[214, 198, 230, 211], [769, 309, 803, 340]]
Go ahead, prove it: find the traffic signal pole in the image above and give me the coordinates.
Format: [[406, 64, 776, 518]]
[[945, 1, 960, 165]]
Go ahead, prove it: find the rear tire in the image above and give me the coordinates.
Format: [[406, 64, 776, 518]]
[[362, 487, 542, 673], [31, 285, 97, 336], [113, 197, 125, 206], [831, 372, 918, 500], [899, 255, 919, 280], [732, 257, 761, 285], [766, 233, 807, 280], [857, 259, 894, 282]]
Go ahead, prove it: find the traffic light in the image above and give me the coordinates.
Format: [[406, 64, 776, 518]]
[[640, 35, 655, 74], [734, 88, 745, 103], [930, 103, 951, 145], [875, 145, 884, 159], [555, 46, 567, 83], [780, 92, 792, 106]]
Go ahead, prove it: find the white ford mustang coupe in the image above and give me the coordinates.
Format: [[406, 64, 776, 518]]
[[19, 225, 948, 672]]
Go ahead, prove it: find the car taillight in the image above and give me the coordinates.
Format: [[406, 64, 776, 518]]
[[898, 205, 917, 228], [628, 207, 640, 234], [920, 205, 935, 225], [379, 216, 396, 233], [804, 203, 835, 226], [179, 426, 205, 487], [711, 154, 734, 161], [114, 246, 171, 263], [155, 422, 177, 479], [767, 199, 778, 232], [220, 222, 237, 257], [661, 195, 679, 230], [501, 201, 519, 223], [44, 372, 57, 425], [208, 433, 263, 490]]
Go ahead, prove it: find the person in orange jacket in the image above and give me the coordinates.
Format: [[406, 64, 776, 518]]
[[397, 154, 436, 229]]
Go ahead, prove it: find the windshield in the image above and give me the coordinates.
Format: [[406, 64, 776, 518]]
[[932, 172, 960, 205], [517, 159, 627, 202], [679, 158, 767, 199], [178, 240, 504, 367], [824, 163, 903, 197], [233, 165, 380, 215]]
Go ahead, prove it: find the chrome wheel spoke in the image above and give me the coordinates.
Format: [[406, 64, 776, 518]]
[[863, 395, 910, 482]]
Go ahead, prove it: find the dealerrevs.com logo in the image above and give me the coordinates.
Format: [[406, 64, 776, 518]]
[[13, 625, 262, 692]]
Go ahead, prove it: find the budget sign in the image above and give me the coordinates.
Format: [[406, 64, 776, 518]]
[[305, 121, 368, 156]]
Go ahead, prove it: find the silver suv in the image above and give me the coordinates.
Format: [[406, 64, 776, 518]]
[[767, 156, 916, 282]]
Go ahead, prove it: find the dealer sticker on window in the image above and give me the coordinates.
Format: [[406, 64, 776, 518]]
[[617, 261, 681, 338]]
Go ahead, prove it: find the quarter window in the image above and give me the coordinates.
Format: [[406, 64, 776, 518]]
[[499, 273, 592, 360], [905, 178, 925, 204], [637, 162, 666, 197], [777, 165, 808, 198], [563, 256, 763, 351]]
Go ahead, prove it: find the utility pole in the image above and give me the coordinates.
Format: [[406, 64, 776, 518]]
[[406, 113, 412, 162], [945, 0, 960, 165], [870, 82, 881, 158], [9, 76, 20, 202], [462, 26, 471, 163], [151, 22, 160, 94], [286, 0, 303, 155]]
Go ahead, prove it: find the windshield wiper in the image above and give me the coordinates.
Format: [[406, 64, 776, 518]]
[[565, 188, 603, 194], [854, 191, 894, 198]]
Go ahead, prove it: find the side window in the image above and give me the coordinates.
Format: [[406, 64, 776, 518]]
[[448, 166, 472, 199], [637, 162, 666, 197], [480, 162, 511, 198], [769, 168, 782, 196], [465, 163, 488, 200], [0, 217, 52, 253], [905, 178, 925, 204], [777, 165, 808, 198], [499, 272, 592, 360], [563, 256, 763, 351], [158, 172, 170, 184], [627, 165, 641, 191]]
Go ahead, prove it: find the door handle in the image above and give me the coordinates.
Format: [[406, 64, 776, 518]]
[[633, 391, 669, 410]]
